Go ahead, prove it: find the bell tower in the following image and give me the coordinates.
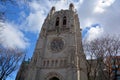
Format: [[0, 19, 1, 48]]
[[25, 3, 87, 80]]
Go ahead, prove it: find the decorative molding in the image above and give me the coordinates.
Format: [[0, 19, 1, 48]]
[[42, 58, 67, 68]]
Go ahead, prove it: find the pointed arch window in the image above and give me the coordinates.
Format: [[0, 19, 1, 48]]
[[43, 61, 46, 66], [47, 60, 49, 66], [55, 60, 58, 66], [63, 16, 67, 25], [55, 17, 59, 26]]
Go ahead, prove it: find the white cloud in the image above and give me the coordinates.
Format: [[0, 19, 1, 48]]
[[21, 0, 119, 42], [0, 0, 118, 56], [21, 1, 48, 33], [76, 0, 120, 41], [29, 1, 41, 11], [83, 18, 95, 28], [22, 0, 83, 33], [0, 22, 29, 49], [24, 11, 45, 33], [21, 1, 66, 33], [94, 0, 115, 13], [85, 26, 104, 41]]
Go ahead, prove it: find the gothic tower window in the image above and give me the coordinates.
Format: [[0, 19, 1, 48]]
[[43, 61, 46, 66], [55, 17, 59, 26], [47, 60, 49, 66], [55, 60, 58, 66], [64, 60, 67, 66], [63, 16, 67, 26], [60, 60, 63, 67], [51, 60, 54, 66]]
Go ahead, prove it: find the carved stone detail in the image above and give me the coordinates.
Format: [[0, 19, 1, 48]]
[[42, 58, 67, 68]]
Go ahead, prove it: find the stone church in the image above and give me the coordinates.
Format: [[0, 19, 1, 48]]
[[16, 3, 88, 80]]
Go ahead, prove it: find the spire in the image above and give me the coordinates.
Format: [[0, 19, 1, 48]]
[[50, 6, 55, 15], [69, 3, 74, 11]]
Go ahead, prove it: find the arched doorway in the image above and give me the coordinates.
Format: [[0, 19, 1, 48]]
[[45, 72, 63, 80], [49, 77, 59, 80]]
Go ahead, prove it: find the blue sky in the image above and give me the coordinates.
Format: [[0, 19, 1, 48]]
[[0, 0, 120, 80]]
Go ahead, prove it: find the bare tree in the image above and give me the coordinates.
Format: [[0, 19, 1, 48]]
[[0, 47, 24, 80], [0, 1, 28, 80], [83, 35, 120, 80], [84, 40, 102, 80]]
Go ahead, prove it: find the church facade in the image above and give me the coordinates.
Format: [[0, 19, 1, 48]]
[[16, 3, 87, 80]]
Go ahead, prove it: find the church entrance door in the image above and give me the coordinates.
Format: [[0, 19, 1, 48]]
[[49, 77, 59, 80]]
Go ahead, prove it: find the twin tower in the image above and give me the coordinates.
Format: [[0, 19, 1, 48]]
[[16, 3, 87, 80]]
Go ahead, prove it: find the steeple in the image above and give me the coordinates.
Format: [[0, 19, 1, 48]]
[[69, 3, 74, 11], [50, 6, 55, 15]]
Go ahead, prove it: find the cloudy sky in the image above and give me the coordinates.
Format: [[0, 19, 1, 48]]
[[0, 0, 120, 79]]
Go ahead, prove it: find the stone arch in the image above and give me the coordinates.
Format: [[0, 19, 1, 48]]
[[55, 60, 58, 66], [47, 60, 49, 66], [43, 60, 46, 66], [45, 72, 63, 80]]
